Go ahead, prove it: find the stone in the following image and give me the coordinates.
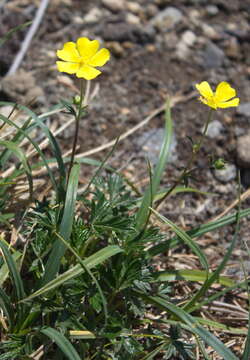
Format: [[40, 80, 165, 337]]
[[225, 37, 240, 59], [83, 7, 103, 24], [236, 102, 250, 119], [236, 133, 250, 168], [127, 1, 142, 14], [206, 5, 219, 16], [101, 22, 155, 44], [126, 13, 141, 25], [101, 0, 126, 12], [137, 128, 178, 165], [203, 41, 225, 68], [213, 164, 237, 183], [150, 7, 183, 31], [202, 24, 219, 40], [1, 69, 44, 104], [203, 120, 225, 139], [181, 30, 197, 47]]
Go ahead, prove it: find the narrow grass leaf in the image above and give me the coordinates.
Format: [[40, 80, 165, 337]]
[[40, 327, 81, 360], [0, 238, 25, 301], [0, 287, 14, 330], [139, 293, 238, 360], [0, 140, 33, 199], [0, 21, 32, 48], [153, 269, 234, 287], [182, 206, 240, 313], [150, 208, 208, 271], [0, 113, 57, 191], [136, 100, 173, 231], [41, 163, 80, 286], [21, 245, 123, 302], [148, 207, 250, 257], [0, 250, 22, 286]]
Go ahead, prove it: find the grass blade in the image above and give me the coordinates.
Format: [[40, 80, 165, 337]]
[[21, 245, 123, 302], [153, 269, 234, 287], [138, 293, 238, 360], [135, 99, 173, 231], [0, 21, 32, 48], [40, 327, 81, 360], [41, 163, 80, 286], [0, 287, 14, 330], [0, 140, 33, 199], [0, 238, 25, 301], [147, 207, 250, 257], [150, 208, 208, 271]]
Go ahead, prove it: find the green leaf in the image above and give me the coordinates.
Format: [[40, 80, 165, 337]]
[[0, 287, 15, 330], [139, 293, 238, 360], [0, 250, 22, 286], [147, 207, 250, 257], [150, 208, 208, 271], [0, 113, 58, 192], [0, 21, 32, 48], [136, 100, 173, 231], [0, 238, 25, 301], [0, 140, 33, 199], [21, 245, 123, 302], [40, 327, 81, 360], [153, 269, 234, 287], [41, 163, 80, 286]]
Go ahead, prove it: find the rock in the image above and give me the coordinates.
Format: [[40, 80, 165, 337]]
[[101, 22, 155, 43], [83, 7, 103, 24], [181, 30, 197, 47], [203, 120, 225, 139], [101, 0, 126, 12], [106, 41, 125, 57], [236, 102, 250, 118], [203, 41, 225, 68], [224, 37, 241, 59], [213, 164, 237, 183], [150, 7, 183, 32], [206, 5, 219, 16], [201, 24, 220, 40], [176, 30, 196, 60], [126, 13, 141, 25], [236, 133, 250, 168], [145, 4, 158, 18], [137, 128, 178, 165], [1, 70, 44, 104], [127, 1, 142, 14]]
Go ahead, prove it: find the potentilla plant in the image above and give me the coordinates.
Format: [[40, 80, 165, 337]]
[[0, 33, 249, 360]]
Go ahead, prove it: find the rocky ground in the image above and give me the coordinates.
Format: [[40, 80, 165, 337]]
[[1, 0, 250, 276]]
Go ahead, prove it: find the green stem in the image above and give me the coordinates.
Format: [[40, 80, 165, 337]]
[[67, 79, 85, 184], [156, 108, 214, 207]]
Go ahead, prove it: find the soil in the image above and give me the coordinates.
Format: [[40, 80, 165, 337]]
[[0, 0, 250, 355]]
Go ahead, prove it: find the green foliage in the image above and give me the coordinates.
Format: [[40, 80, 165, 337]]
[[0, 27, 248, 358]]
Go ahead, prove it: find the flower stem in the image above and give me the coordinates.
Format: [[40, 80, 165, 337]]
[[156, 108, 214, 207], [67, 79, 85, 185]]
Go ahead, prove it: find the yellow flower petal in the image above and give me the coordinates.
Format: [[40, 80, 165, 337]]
[[76, 65, 101, 80], [196, 81, 213, 99], [218, 98, 240, 108], [88, 48, 110, 67], [76, 38, 99, 61], [57, 42, 80, 62], [56, 61, 79, 74], [215, 82, 236, 102]]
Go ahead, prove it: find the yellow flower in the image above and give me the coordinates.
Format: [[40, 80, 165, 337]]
[[195, 81, 239, 110], [56, 37, 110, 80]]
